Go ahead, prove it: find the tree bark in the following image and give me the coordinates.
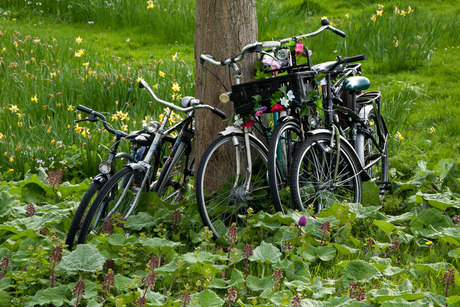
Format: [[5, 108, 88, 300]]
[[194, 0, 257, 165]]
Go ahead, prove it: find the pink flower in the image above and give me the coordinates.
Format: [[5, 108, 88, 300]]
[[242, 120, 255, 128], [262, 56, 281, 70], [270, 104, 285, 113], [295, 42, 304, 55], [255, 106, 268, 117], [298, 215, 307, 226]]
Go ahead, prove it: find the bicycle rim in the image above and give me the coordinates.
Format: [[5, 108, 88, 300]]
[[196, 134, 272, 239], [290, 133, 362, 213], [268, 120, 303, 213], [78, 167, 146, 244]]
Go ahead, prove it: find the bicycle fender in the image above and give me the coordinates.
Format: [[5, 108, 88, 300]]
[[306, 129, 366, 179], [125, 162, 147, 172], [219, 126, 243, 136], [92, 174, 109, 184]]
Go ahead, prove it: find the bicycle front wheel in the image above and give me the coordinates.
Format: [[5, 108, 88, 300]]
[[290, 133, 362, 213], [268, 119, 304, 213], [65, 180, 104, 250], [196, 134, 272, 239], [77, 167, 148, 244]]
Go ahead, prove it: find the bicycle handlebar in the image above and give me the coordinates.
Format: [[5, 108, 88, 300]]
[[76, 104, 128, 137], [138, 80, 227, 119], [200, 19, 346, 68]]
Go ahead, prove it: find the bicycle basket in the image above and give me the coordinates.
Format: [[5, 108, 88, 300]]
[[231, 71, 316, 115]]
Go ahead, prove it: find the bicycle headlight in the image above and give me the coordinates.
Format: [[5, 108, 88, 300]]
[[145, 121, 160, 133], [98, 161, 111, 175], [308, 116, 319, 129], [219, 92, 232, 104]]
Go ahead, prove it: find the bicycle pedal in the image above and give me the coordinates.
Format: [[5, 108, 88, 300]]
[[377, 181, 393, 194]]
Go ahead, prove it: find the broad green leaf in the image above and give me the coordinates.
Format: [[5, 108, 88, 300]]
[[114, 275, 136, 291], [125, 212, 157, 230], [250, 241, 281, 264], [411, 208, 451, 231], [380, 298, 429, 306], [283, 280, 311, 292], [57, 244, 105, 273], [342, 260, 382, 285], [411, 262, 450, 274], [246, 276, 273, 292], [25, 284, 68, 307], [378, 211, 415, 224], [415, 192, 460, 210], [139, 237, 182, 254], [368, 288, 424, 302], [332, 243, 359, 255], [310, 281, 336, 299], [347, 202, 381, 219], [316, 245, 337, 261], [2, 211, 62, 232], [269, 290, 293, 306], [0, 190, 18, 217], [298, 298, 329, 306], [326, 296, 355, 306], [0, 277, 11, 291], [190, 289, 224, 307], [447, 248, 460, 258], [446, 295, 460, 304], [373, 220, 397, 234], [108, 233, 139, 246], [419, 292, 448, 306], [362, 180, 381, 205], [382, 266, 405, 276], [285, 258, 311, 283], [145, 290, 166, 306]]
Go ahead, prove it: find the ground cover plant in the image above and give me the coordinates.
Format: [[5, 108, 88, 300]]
[[0, 0, 459, 305]]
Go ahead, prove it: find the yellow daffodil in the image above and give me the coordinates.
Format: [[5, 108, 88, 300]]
[[430, 127, 436, 133], [345, 13, 350, 19], [159, 71, 165, 77], [172, 82, 180, 92], [76, 36, 83, 44], [321, 16, 328, 21], [408, 6, 414, 13], [67, 105, 74, 111], [9, 156, 14, 163], [395, 131, 404, 141], [152, 84, 158, 89], [3, 152, 7, 156], [376, 10, 383, 17], [400, 10, 406, 16], [51, 140, 55, 145], [371, 15, 377, 22], [83, 62, 89, 67], [9, 169, 14, 172], [426, 241, 433, 246], [121, 125, 128, 131], [394, 6, 399, 14], [136, 77, 144, 83], [34, 38, 40, 43], [147, 0, 155, 9], [31, 95, 38, 102], [172, 52, 178, 61], [0, 132, 4, 140], [10, 105, 19, 113], [78, 49, 85, 55], [75, 52, 82, 57]]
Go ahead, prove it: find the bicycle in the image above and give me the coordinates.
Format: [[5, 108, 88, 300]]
[[65, 105, 153, 250], [289, 54, 390, 213], [196, 19, 352, 238], [76, 80, 226, 245]]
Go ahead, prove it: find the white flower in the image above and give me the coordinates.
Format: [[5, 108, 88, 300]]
[[234, 115, 243, 127], [280, 97, 290, 108], [286, 90, 295, 101]]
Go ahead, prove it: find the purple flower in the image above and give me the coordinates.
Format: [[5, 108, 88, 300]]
[[298, 215, 307, 226], [255, 106, 268, 117]]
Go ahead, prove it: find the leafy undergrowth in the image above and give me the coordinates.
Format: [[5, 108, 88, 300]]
[[0, 160, 459, 306]]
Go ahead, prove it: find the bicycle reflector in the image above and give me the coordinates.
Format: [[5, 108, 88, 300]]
[[98, 161, 111, 175], [219, 92, 232, 104]]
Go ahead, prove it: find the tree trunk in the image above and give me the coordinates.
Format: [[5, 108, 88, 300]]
[[194, 0, 258, 165]]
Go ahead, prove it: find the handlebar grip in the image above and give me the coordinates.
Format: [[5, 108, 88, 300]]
[[212, 108, 227, 119], [329, 27, 346, 38], [77, 105, 93, 114], [345, 54, 367, 63], [261, 41, 281, 48]]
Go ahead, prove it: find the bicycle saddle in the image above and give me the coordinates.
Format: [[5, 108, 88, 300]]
[[343, 76, 370, 92], [312, 61, 344, 73]]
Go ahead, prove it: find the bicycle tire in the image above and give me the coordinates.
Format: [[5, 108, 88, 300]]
[[289, 132, 362, 213], [363, 108, 389, 184], [268, 119, 304, 213], [196, 133, 272, 239], [65, 180, 104, 250], [77, 167, 148, 244], [154, 141, 194, 203]]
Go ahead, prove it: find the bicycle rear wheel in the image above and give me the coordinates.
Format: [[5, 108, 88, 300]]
[[65, 180, 103, 250], [290, 132, 362, 213], [77, 167, 148, 244], [268, 119, 304, 213], [196, 133, 272, 239]]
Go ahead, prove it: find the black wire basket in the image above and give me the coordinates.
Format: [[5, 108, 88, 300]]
[[231, 71, 316, 114]]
